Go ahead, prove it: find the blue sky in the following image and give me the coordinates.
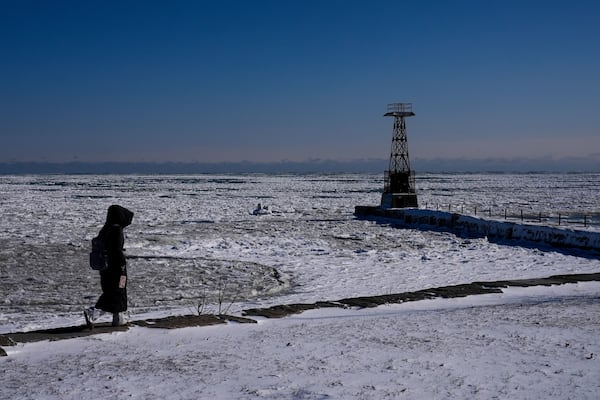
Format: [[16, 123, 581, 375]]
[[1, 0, 599, 164]]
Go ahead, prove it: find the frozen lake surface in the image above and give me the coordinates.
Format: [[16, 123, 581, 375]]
[[1, 173, 599, 332]]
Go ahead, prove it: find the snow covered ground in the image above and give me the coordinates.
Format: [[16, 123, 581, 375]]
[[1, 173, 599, 399], [2, 284, 600, 399]]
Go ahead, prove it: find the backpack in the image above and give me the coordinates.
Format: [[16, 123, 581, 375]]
[[89, 235, 108, 271]]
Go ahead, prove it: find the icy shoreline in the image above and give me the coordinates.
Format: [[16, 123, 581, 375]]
[[355, 206, 600, 252], [3, 270, 598, 347]]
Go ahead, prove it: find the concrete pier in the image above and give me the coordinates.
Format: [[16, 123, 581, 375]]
[[355, 206, 600, 252]]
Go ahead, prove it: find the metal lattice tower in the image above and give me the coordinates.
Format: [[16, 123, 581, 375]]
[[381, 102, 418, 208]]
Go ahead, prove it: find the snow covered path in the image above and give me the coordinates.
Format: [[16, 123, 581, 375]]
[[2, 283, 599, 400]]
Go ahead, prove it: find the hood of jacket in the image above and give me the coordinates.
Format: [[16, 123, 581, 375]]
[[105, 204, 134, 228]]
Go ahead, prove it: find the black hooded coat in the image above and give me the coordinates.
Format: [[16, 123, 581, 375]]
[[95, 205, 134, 314]]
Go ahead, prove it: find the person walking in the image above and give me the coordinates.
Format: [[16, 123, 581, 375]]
[[85, 204, 134, 328]]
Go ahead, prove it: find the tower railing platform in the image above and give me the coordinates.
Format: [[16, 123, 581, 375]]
[[384, 102, 415, 117]]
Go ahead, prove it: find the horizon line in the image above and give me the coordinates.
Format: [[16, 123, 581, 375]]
[[0, 156, 599, 174]]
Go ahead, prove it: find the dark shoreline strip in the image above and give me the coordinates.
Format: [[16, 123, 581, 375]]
[[243, 272, 600, 317], [2, 272, 599, 350]]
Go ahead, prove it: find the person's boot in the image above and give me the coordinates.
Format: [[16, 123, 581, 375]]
[[112, 312, 125, 326], [84, 307, 97, 329]]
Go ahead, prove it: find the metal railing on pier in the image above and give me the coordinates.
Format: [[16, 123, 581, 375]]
[[421, 202, 600, 229]]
